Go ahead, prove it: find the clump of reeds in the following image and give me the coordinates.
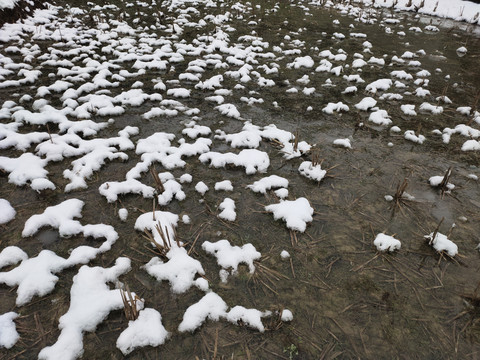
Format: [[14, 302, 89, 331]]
[[390, 178, 410, 215], [142, 221, 179, 258], [427, 217, 444, 247], [310, 147, 321, 167], [307, 147, 338, 182], [120, 284, 141, 321], [270, 129, 305, 157], [393, 178, 408, 204], [438, 167, 453, 198], [425, 217, 459, 263], [437, 84, 449, 104], [292, 129, 299, 153], [150, 166, 165, 193], [265, 307, 285, 331]]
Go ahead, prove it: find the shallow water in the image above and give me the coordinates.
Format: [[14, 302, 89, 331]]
[[1, 0, 480, 359]]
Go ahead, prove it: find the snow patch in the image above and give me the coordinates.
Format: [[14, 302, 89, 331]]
[[0, 312, 19, 349], [0, 199, 15, 224], [218, 198, 236, 221], [38, 258, 134, 360], [202, 239, 261, 281], [265, 198, 314, 232], [116, 308, 168, 355], [425, 232, 458, 257], [374, 233, 401, 252]]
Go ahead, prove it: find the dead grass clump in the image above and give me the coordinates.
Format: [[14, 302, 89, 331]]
[[142, 221, 179, 258], [425, 217, 459, 263], [308, 147, 339, 180], [293, 129, 299, 153], [265, 307, 285, 331], [120, 285, 141, 321], [311, 147, 321, 167], [150, 166, 165, 193], [438, 167, 453, 198], [427, 217, 444, 247], [390, 178, 410, 215]]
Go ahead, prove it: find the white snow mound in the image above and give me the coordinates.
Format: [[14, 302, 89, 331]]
[[425, 232, 458, 257], [374, 233, 401, 252], [265, 198, 314, 232], [116, 308, 168, 355]]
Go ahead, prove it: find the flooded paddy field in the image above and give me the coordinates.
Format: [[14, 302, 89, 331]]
[[1, 0, 480, 358]]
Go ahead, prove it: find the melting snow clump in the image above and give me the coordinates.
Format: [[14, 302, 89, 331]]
[[199, 149, 270, 174], [425, 232, 458, 257], [202, 239, 261, 281], [265, 198, 314, 232], [195, 181, 209, 195], [178, 292, 228, 332], [298, 161, 326, 182], [0, 312, 19, 349], [429, 175, 454, 191], [118, 208, 128, 222], [281, 309, 293, 322], [116, 308, 169, 355], [214, 180, 233, 191], [218, 198, 236, 221], [0, 199, 15, 224], [333, 138, 352, 149], [247, 175, 289, 194], [374, 233, 401, 252]]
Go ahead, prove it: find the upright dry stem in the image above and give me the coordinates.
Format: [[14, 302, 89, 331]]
[[311, 147, 321, 167], [120, 284, 141, 321], [293, 129, 299, 152], [438, 167, 453, 198], [429, 217, 444, 246], [142, 221, 179, 258], [150, 166, 165, 193]]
